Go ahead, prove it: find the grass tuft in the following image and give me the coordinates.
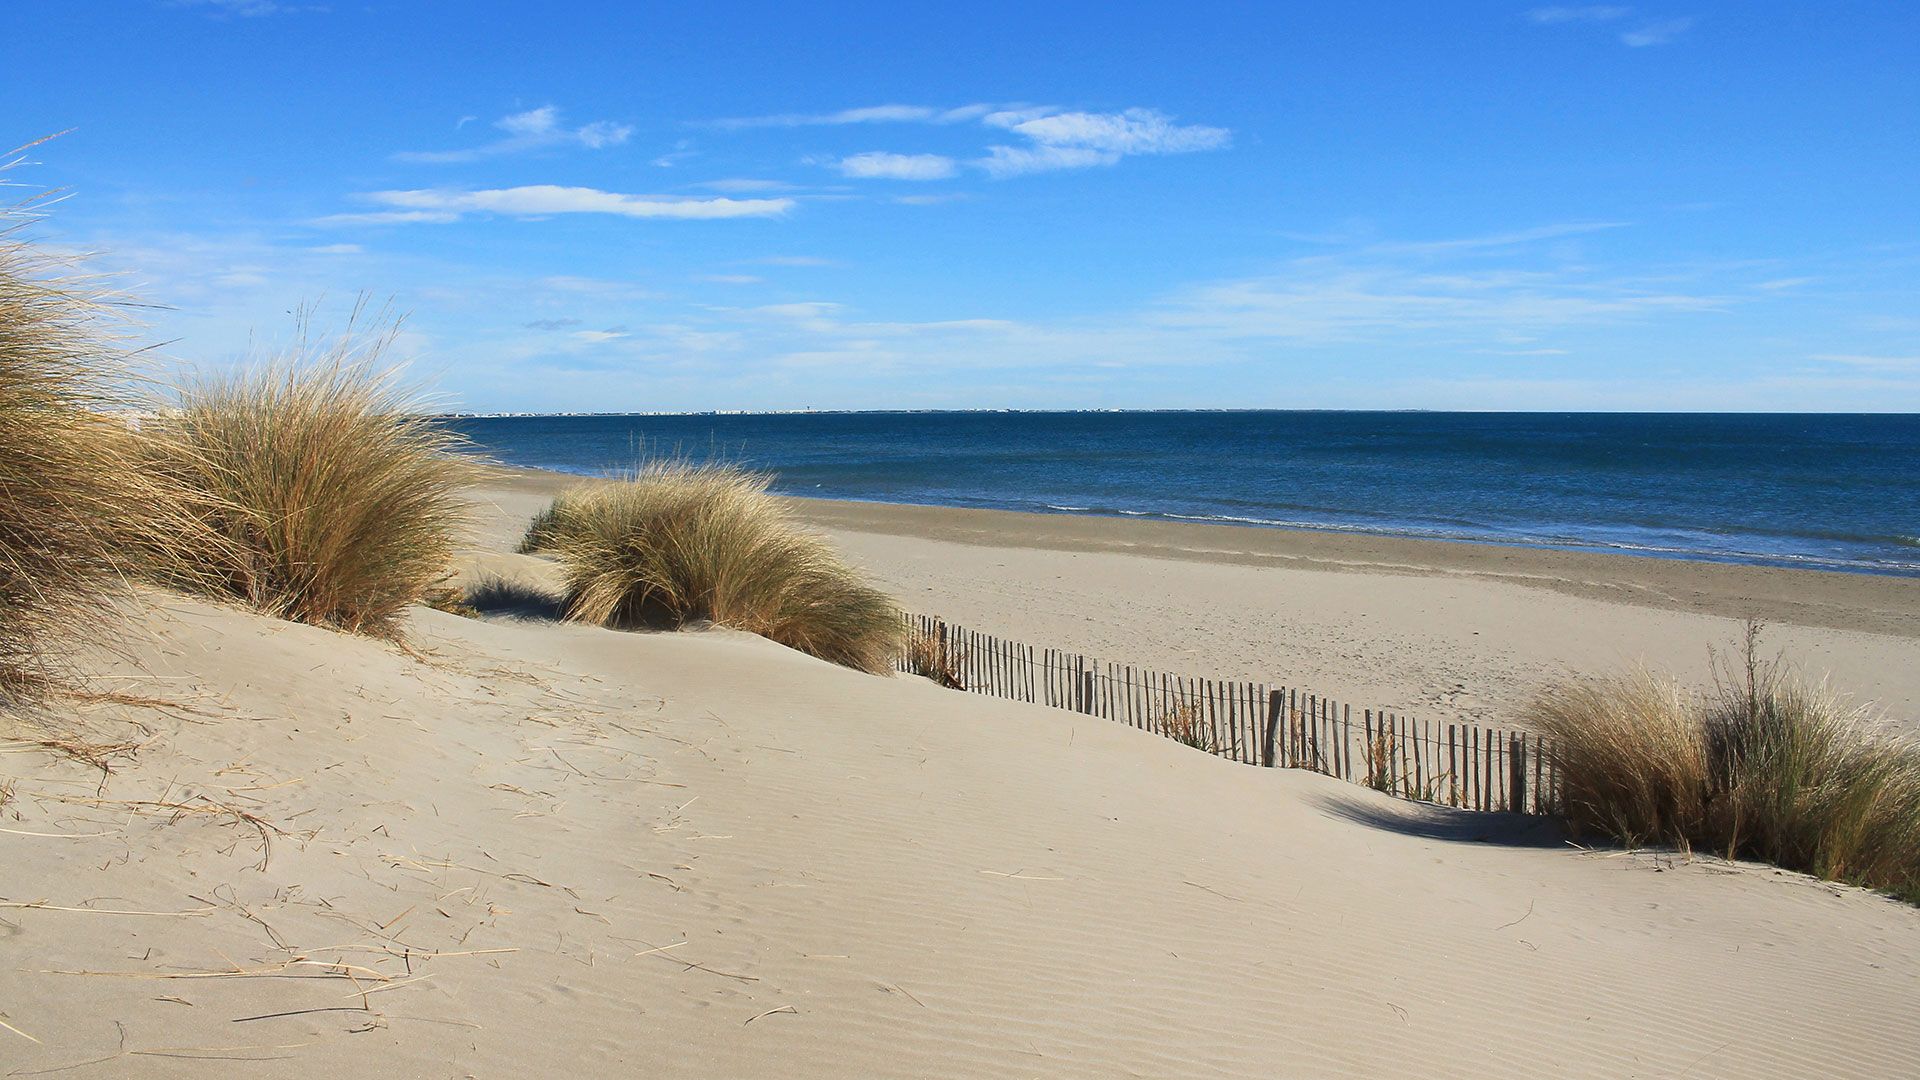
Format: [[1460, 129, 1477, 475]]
[[1529, 624, 1920, 902], [0, 156, 154, 707], [139, 312, 476, 640], [1158, 701, 1217, 753], [903, 632, 968, 689], [526, 463, 903, 673]]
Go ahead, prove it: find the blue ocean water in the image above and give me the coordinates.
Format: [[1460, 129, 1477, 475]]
[[444, 412, 1920, 577]]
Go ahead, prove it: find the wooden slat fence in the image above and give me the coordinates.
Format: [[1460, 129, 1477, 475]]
[[899, 613, 1558, 816]]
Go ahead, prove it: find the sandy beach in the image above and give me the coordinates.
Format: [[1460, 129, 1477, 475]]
[[15, 8, 1919, 1075], [475, 467, 1920, 729], [3, 476, 1918, 1078]]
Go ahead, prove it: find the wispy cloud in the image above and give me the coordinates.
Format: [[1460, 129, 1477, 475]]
[[714, 104, 996, 129], [651, 140, 697, 168], [396, 106, 633, 164], [699, 178, 796, 193], [1619, 17, 1694, 46], [1526, 6, 1631, 24], [316, 209, 464, 226], [173, 0, 323, 16], [1527, 7, 1696, 47], [835, 151, 957, 180], [974, 109, 1231, 177], [317, 185, 793, 225], [1367, 221, 1629, 254], [750, 102, 1232, 181], [985, 108, 1231, 155], [551, 222, 1735, 388], [1153, 265, 1723, 342], [754, 255, 836, 267], [1811, 353, 1920, 372]]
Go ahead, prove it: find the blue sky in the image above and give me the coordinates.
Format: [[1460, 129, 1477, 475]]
[[8, 1, 1918, 412]]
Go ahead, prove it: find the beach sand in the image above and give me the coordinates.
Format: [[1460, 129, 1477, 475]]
[[474, 467, 1920, 728], [5, 473, 1919, 1077]]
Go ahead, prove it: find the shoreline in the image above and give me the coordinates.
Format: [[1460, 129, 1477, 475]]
[[477, 464, 1920, 641]]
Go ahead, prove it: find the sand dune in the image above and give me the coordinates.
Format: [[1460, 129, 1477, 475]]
[[4, 489, 1920, 1077]]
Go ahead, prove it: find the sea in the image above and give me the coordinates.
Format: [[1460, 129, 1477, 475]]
[[443, 411, 1920, 577]]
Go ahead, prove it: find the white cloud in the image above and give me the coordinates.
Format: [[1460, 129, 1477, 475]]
[[541, 222, 1740, 394], [753, 301, 843, 319], [715, 104, 996, 128], [77, 221, 1912, 412], [836, 151, 957, 180], [174, 0, 320, 16], [396, 106, 634, 164], [1620, 17, 1694, 46], [976, 107, 1229, 178], [651, 140, 697, 167], [316, 209, 462, 226], [1526, 6, 1631, 23], [977, 144, 1120, 178], [1152, 265, 1723, 342], [699, 178, 795, 193], [319, 186, 794, 225], [724, 101, 1230, 181], [699, 274, 763, 284], [1368, 221, 1628, 254], [1139, 224, 1728, 341], [537, 276, 658, 301], [1528, 7, 1695, 47], [308, 243, 362, 254], [984, 108, 1230, 154]]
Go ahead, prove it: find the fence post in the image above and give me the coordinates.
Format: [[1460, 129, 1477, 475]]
[[1262, 690, 1282, 767], [1079, 662, 1097, 715], [1510, 734, 1528, 815]]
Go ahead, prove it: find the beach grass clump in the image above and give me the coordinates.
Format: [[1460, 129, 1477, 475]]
[[1363, 728, 1399, 794], [0, 188, 151, 706], [904, 632, 967, 689], [1529, 627, 1920, 902], [527, 463, 904, 673], [140, 322, 475, 640], [1158, 700, 1217, 753]]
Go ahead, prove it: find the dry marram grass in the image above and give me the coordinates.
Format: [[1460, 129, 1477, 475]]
[[526, 463, 903, 673], [0, 154, 163, 707], [1529, 625, 1920, 903], [903, 632, 967, 689], [1158, 701, 1217, 752], [140, 318, 476, 640]]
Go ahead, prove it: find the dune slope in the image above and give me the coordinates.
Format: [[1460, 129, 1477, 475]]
[[4, 575, 1919, 1078]]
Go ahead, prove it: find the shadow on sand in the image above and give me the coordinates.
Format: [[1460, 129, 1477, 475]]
[[464, 577, 569, 622], [1315, 791, 1569, 849]]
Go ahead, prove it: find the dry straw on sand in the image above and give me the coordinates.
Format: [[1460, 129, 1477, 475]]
[[526, 463, 903, 673], [139, 309, 477, 640], [1530, 625, 1920, 902]]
